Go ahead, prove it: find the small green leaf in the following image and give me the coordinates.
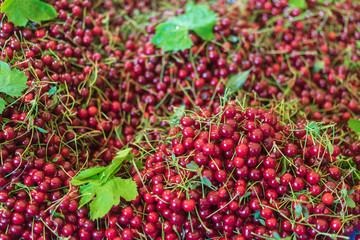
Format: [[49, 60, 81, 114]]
[[134, 160, 144, 171], [50, 210, 64, 219], [1, 0, 58, 27], [341, 188, 348, 197], [48, 86, 57, 95], [228, 35, 239, 43], [227, 69, 251, 92], [288, 0, 307, 9], [169, 105, 186, 127], [272, 232, 281, 240], [0, 61, 28, 98], [243, 191, 251, 198], [0, 98, 6, 114], [348, 118, 360, 135], [71, 167, 106, 184], [201, 176, 213, 188], [302, 206, 310, 220], [186, 161, 199, 170], [349, 190, 355, 195], [151, 3, 217, 52], [313, 60, 325, 72], [345, 197, 356, 208], [356, 41, 360, 49], [134, 133, 144, 143], [295, 204, 302, 219], [254, 210, 261, 219], [35, 127, 48, 133], [327, 142, 334, 155]]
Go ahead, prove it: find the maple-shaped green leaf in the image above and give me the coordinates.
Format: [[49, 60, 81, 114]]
[[151, 3, 217, 52], [78, 183, 99, 208], [1, 0, 58, 27], [151, 18, 193, 52], [79, 192, 95, 208], [349, 118, 360, 135], [113, 178, 138, 202], [72, 166, 106, 184], [101, 148, 133, 183], [0, 61, 28, 98], [89, 179, 119, 220], [75, 148, 138, 220], [184, 3, 217, 41], [0, 98, 6, 114], [88, 177, 138, 220]]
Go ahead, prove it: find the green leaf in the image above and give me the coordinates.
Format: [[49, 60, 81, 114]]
[[151, 3, 217, 52], [272, 232, 281, 240], [243, 191, 251, 198], [348, 118, 360, 135], [254, 210, 261, 219], [79, 192, 95, 208], [101, 148, 133, 183], [327, 141, 334, 155], [4, 96, 14, 104], [228, 35, 239, 43], [295, 204, 302, 219], [288, 0, 307, 9], [254, 211, 266, 225], [302, 206, 310, 219], [89, 179, 118, 219], [113, 177, 138, 202], [1, 0, 58, 27], [134, 160, 144, 171], [72, 166, 106, 184], [313, 60, 325, 72], [345, 197, 356, 208], [318, 0, 334, 4], [0, 61, 27, 98], [183, 3, 217, 41], [169, 104, 186, 127], [48, 86, 57, 95], [349, 190, 355, 195], [78, 182, 99, 207], [227, 69, 251, 92], [356, 41, 360, 49], [0, 98, 6, 114], [50, 210, 64, 219], [341, 187, 348, 197], [35, 127, 48, 133], [201, 176, 213, 188], [152, 18, 192, 52], [186, 162, 199, 170]]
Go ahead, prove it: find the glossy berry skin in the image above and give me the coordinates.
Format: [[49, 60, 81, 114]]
[[306, 171, 321, 185], [322, 193, 334, 206], [236, 144, 249, 157], [182, 199, 196, 212]]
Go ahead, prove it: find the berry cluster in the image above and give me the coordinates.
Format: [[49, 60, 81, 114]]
[[127, 102, 360, 240]]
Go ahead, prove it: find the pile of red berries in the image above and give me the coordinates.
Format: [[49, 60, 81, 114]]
[[125, 102, 360, 240], [0, 0, 359, 239]]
